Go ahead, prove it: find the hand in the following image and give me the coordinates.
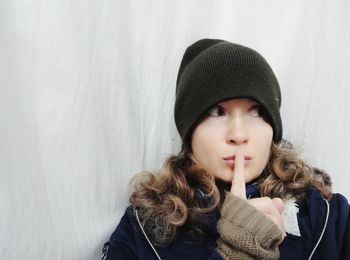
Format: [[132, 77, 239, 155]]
[[230, 153, 286, 247]]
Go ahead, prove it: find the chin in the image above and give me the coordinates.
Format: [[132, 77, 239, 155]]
[[215, 174, 233, 184]]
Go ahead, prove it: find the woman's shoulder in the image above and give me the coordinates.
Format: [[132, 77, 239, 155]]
[[302, 183, 349, 214], [109, 206, 138, 243], [280, 184, 350, 259], [103, 205, 160, 259], [306, 167, 349, 211], [302, 167, 348, 208]]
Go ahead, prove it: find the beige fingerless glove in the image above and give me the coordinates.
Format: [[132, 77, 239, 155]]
[[216, 192, 282, 260]]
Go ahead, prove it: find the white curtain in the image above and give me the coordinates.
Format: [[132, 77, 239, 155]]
[[1, 1, 349, 259]]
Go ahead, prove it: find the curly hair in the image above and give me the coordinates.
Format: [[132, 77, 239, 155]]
[[129, 142, 320, 246], [129, 147, 220, 246], [259, 143, 314, 200]]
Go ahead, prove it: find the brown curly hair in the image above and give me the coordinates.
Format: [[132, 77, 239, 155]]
[[129, 146, 220, 246], [129, 142, 318, 246]]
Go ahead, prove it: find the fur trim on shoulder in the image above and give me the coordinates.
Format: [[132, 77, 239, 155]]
[[283, 198, 301, 236]]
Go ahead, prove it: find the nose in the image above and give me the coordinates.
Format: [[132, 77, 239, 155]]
[[225, 116, 249, 145]]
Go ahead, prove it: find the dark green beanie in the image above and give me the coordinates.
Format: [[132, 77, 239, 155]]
[[174, 39, 282, 143]]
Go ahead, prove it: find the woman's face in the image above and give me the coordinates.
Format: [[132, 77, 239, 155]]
[[191, 98, 273, 183]]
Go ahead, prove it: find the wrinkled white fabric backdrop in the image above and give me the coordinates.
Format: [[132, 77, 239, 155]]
[[1, 0, 350, 259]]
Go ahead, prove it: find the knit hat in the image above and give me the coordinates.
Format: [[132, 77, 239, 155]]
[[174, 39, 282, 143]]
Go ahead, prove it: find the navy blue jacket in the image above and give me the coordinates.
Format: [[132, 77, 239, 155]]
[[102, 186, 350, 259]]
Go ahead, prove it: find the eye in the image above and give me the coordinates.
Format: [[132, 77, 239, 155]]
[[249, 105, 265, 117], [207, 105, 226, 117]]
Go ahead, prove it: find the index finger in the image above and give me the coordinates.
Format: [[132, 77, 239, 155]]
[[230, 153, 246, 199]]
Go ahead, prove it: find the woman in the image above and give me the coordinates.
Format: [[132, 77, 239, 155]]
[[102, 39, 350, 259]]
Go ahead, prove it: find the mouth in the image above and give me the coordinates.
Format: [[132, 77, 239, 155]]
[[223, 155, 252, 160], [223, 155, 252, 167]]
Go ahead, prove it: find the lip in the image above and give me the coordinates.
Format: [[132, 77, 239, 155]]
[[223, 155, 252, 160], [223, 154, 252, 167]]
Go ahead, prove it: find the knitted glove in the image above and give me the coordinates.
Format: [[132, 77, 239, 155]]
[[216, 192, 282, 260]]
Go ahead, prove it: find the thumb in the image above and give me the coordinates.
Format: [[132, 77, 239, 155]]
[[272, 198, 284, 214]]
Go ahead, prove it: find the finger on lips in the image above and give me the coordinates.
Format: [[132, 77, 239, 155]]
[[230, 153, 246, 199]]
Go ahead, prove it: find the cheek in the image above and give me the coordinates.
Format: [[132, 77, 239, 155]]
[[191, 125, 221, 166], [257, 128, 273, 168], [261, 144, 271, 167], [192, 129, 212, 160]]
